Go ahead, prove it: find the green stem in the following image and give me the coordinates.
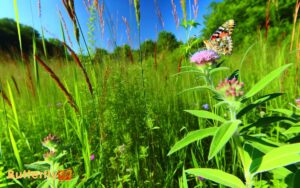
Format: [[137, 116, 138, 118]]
[[233, 132, 252, 188], [230, 106, 252, 187]]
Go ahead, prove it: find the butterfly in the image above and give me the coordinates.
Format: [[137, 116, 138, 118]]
[[204, 19, 235, 55]]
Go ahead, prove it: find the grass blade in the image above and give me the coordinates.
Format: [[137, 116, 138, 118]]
[[243, 63, 292, 99], [35, 55, 79, 113], [13, 0, 23, 58], [250, 143, 300, 175], [185, 110, 226, 123], [186, 168, 246, 188], [8, 128, 23, 171], [168, 127, 217, 156]]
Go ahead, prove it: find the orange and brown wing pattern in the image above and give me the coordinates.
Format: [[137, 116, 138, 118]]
[[204, 19, 235, 55]]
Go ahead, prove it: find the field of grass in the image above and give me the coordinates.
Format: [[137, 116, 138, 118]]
[[0, 0, 300, 188]]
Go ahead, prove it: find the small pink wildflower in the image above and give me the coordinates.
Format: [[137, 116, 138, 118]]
[[190, 50, 220, 66], [216, 77, 244, 99], [90, 154, 95, 161]]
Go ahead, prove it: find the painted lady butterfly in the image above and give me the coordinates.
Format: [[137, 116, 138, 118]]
[[204, 19, 235, 55]]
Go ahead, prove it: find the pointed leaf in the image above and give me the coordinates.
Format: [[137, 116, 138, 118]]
[[243, 64, 292, 99], [240, 116, 294, 133], [178, 86, 217, 95], [182, 168, 188, 188], [284, 126, 300, 135], [168, 127, 217, 156], [237, 93, 283, 118], [8, 128, 23, 171], [186, 168, 246, 188], [185, 110, 226, 123], [250, 143, 300, 175], [208, 120, 240, 160], [209, 67, 229, 75]]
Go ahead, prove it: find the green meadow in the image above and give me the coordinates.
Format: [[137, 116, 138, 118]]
[[0, 0, 300, 187]]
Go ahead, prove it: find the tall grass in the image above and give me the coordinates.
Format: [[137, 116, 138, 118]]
[[0, 37, 297, 186], [0, 1, 299, 187], [35, 55, 79, 113]]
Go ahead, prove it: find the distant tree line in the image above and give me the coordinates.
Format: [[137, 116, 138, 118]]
[[0, 17, 180, 63], [93, 31, 181, 63], [0, 18, 65, 59]]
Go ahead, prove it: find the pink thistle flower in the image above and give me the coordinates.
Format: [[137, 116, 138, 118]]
[[216, 77, 244, 99], [190, 50, 220, 66]]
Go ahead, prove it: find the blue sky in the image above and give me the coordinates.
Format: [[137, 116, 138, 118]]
[[0, 0, 221, 52]]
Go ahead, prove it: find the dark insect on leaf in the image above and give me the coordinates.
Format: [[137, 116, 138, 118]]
[[216, 60, 225, 68], [228, 69, 239, 80]]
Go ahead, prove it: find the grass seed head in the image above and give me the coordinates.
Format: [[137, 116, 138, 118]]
[[133, 0, 140, 27]]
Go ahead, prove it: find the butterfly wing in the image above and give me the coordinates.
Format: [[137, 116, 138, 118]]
[[205, 19, 235, 55]]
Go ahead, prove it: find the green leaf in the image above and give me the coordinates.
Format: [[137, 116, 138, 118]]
[[8, 128, 23, 171], [284, 126, 300, 135], [25, 161, 49, 171], [209, 67, 229, 75], [168, 127, 217, 156], [186, 168, 246, 188], [13, 0, 23, 57], [178, 86, 217, 95], [237, 93, 283, 118], [240, 116, 294, 133], [191, 150, 199, 168], [185, 110, 226, 123], [243, 64, 292, 99], [80, 172, 101, 187], [250, 143, 300, 175], [182, 168, 188, 188], [208, 120, 240, 160], [0, 183, 15, 187], [60, 176, 79, 188], [270, 108, 294, 117], [244, 135, 280, 154]]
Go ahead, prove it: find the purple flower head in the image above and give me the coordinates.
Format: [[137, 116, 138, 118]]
[[190, 50, 220, 66], [90, 154, 95, 161], [202, 103, 209, 110]]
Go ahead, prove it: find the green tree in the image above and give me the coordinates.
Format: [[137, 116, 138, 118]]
[[0, 18, 65, 58], [140, 40, 155, 58], [202, 0, 295, 46], [157, 31, 179, 51], [112, 45, 133, 63], [94, 48, 109, 63]]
